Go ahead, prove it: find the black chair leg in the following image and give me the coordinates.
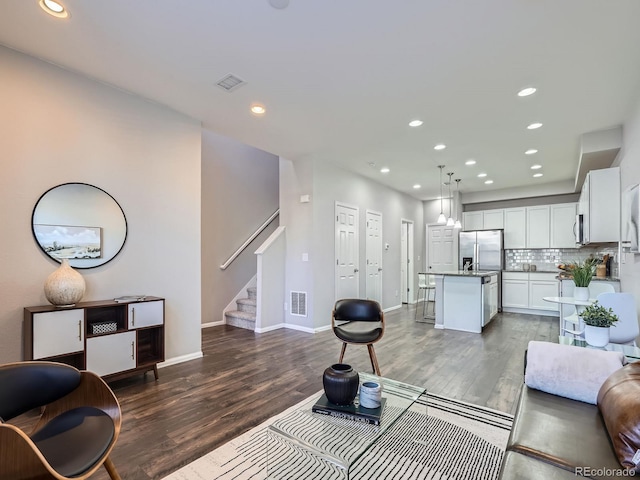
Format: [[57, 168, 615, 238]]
[[339, 343, 347, 363]]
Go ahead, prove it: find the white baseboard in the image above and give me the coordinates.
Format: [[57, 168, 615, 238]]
[[255, 323, 285, 333], [256, 323, 332, 334], [158, 351, 203, 368], [383, 304, 403, 313], [202, 320, 225, 329], [502, 307, 559, 317]]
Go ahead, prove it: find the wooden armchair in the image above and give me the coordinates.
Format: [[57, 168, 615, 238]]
[[0, 361, 122, 480]]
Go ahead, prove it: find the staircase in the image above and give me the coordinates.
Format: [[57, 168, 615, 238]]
[[225, 286, 256, 330]]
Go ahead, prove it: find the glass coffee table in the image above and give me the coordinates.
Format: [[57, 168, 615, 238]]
[[266, 373, 426, 479], [559, 335, 640, 362]]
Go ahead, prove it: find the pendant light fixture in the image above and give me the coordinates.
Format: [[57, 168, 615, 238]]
[[446, 172, 455, 226], [454, 179, 462, 229], [437, 165, 446, 224]]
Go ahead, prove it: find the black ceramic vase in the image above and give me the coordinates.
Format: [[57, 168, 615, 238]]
[[323, 363, 359, 405]]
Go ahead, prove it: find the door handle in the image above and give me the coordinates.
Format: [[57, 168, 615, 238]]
[[378, 267, 383, 272], [354, 268, 359, 273]]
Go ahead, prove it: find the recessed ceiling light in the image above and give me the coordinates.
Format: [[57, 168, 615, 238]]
[[250, 104, 266, 116], [525, 149, 538, 155], [533, 173, 544, 178], [484, 180, 494, 184], [527, 122, 543, 130], [413, 184, 421, 189], [478, 173, 487, 178], [409, 120, 423, 127], [531, 164, 542, 170], [380, 167, 390, 173], [39, 0, 69, 18], [434, 144, 446, 151], [465, 159, 476, 165], [517, 87, 537, 97], [268, 0, 290, 8]]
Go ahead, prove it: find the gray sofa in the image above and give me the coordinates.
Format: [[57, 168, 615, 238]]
[[498, 341, 638, 479]]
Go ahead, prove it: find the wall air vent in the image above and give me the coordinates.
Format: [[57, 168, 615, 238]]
[[216, 74, 246, 92], [290, 291, 307, 317]]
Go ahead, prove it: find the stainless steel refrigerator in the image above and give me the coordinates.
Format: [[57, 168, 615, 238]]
[[459, 229, 504, 311]]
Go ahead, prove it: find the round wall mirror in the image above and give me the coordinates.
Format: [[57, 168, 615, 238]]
[[31, 183, 128, 269]]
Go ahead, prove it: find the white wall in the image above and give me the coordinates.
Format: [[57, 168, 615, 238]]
[[617, 94, 640, 301], [280, 158, 424, 330], [0, 46, 202, 364]]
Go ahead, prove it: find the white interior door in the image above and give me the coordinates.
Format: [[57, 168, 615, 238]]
[[365, 210, 382, 302], [427, 225, 458, 272], [335, 202, 359, 300]]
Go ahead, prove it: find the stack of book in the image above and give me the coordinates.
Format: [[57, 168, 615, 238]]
[[312, 394, 386, 425]]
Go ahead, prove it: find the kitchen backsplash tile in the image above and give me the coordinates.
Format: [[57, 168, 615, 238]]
[[505, 246, 618, 274]]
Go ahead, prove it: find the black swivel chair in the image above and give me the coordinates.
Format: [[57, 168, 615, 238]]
[[0, 361, 122, 480], [331, 299, 385, 376]]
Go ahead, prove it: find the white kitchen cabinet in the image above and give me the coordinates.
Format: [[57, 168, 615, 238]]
[[579, 167, 620, 244], [526, 206, 550, 248], [87, 331, 136, 377], [504, 208, 527, 249], [463, 211, 483, 231], [550, 203, 578, 248], [31, 309, 84, 360], [503, 272, 560, 313], [528, 273, 559, 311], [465, 202, 579, 250], [463, 209, 504, 231], [502, 272, 529, 308], [483, 209, 504, 229]]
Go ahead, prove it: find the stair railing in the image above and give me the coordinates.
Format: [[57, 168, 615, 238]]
[[220, 209, 279, 270]]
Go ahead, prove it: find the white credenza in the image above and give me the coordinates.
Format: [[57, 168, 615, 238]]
[[24, 297, 165, 380]]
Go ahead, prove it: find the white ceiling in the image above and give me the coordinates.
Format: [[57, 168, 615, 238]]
[[2, 0, 640, 201]]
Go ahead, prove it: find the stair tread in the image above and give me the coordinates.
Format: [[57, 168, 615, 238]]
[[225, 310, 256, 320], [237, 298, 256, 306]]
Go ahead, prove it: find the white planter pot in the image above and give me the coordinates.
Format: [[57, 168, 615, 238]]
[[584, 325, 610, 347], [574, 286, 590, 301]]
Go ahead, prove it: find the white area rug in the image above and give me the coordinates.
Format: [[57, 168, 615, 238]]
[[164, 392, 513, 480]]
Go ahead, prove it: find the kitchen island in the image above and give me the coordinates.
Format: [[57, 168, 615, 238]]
[[430, 270, 499, 333]]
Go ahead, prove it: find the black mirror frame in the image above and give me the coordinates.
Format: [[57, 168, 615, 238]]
[[31, 182, 128, 269]]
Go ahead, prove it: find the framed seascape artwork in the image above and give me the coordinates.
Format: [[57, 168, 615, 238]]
[[33, 224, 103, 260]]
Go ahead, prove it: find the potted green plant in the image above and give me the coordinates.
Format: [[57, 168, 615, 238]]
[[567, 258, 599, 300], [579, 301, 619, 347]]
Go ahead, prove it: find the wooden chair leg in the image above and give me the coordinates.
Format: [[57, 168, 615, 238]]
[[367, 344, 381, 376], [103, 457, 121, 480], [339, 343, 347, 363]]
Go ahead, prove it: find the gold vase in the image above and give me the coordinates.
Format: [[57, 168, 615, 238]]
[[44, 259, 86, 307]]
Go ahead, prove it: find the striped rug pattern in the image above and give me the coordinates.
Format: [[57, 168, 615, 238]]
[[164, 392, 513, 480]]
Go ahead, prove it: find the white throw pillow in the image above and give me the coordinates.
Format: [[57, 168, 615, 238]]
[[525, 340, 626, 405]]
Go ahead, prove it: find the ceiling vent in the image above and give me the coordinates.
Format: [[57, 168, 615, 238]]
[[290, 291, 307, 317], [215, 74, 246, 92]]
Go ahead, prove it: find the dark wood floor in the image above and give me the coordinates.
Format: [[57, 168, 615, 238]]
[[14, 306, 559, 479]]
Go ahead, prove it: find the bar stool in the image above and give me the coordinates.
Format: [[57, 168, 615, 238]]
[[416, 273, 436, 321]]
